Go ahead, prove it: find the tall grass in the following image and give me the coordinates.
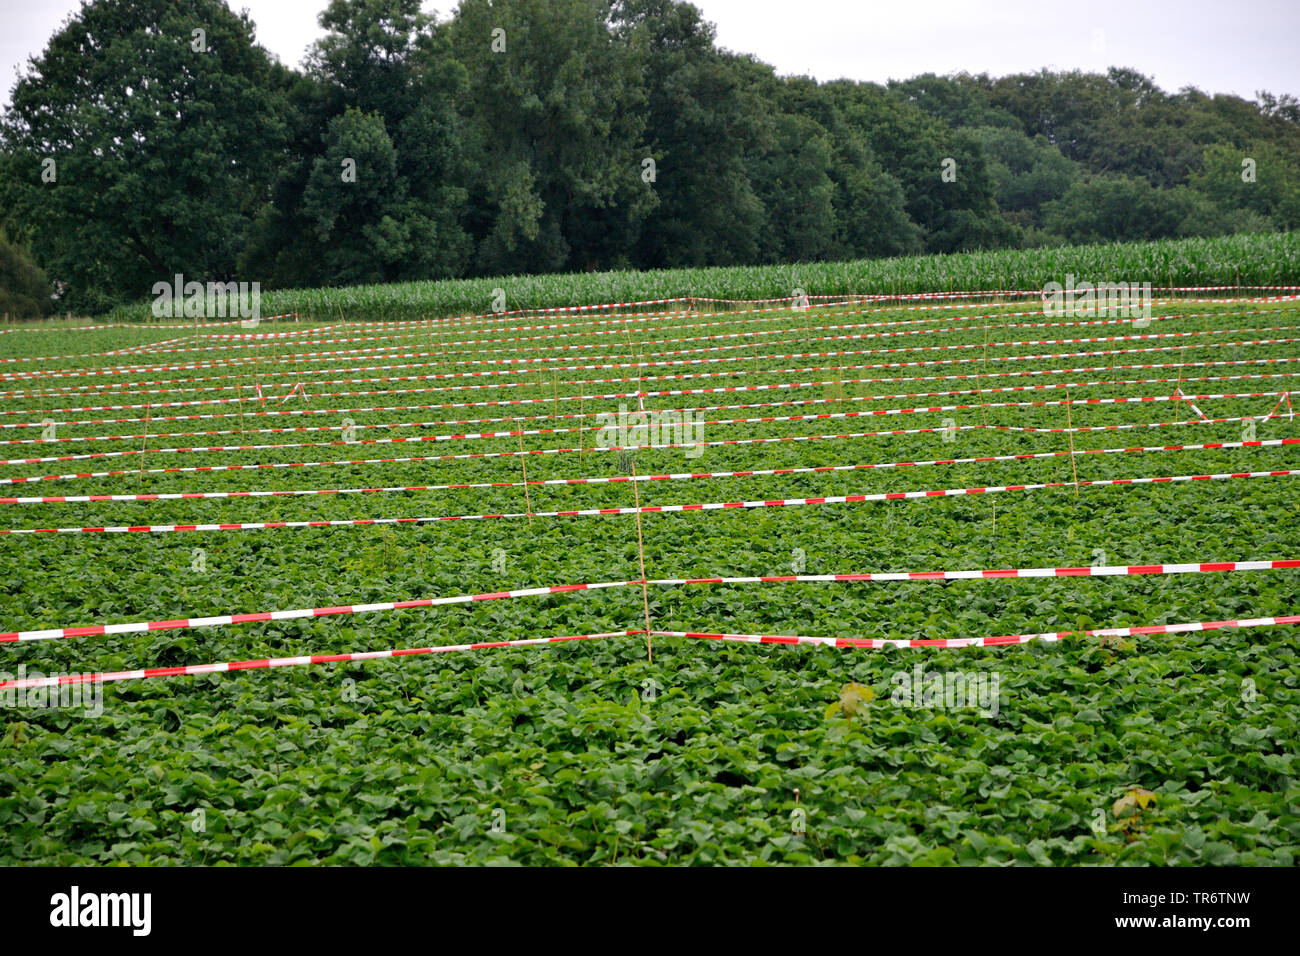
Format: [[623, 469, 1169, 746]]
[[101, 232, 1300, 323]]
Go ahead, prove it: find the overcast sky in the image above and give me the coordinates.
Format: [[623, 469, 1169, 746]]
[[3, 0, 1297, 108]]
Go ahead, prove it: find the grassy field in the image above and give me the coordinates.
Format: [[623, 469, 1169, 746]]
[[0, 281, 1298, 864]]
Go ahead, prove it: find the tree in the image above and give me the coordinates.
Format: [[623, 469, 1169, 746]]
[[0, 231, 53, 317], [825, 125, 923, 259], [774, 75, 922, 259], [1191, 142, 1300, 231], [0, 0, 288, 311], [1043, 175, 1205, 244], [816, 82, 1010, 253], [449, 0, 654, 274], [888, 72, 1021, 131], [612, 0, 766, 268], [748, 112, 837, 263], [966, 125, 1079, 224], [301, 108, 410, 284], [243, 0, 471, 287], [1256, 91, 1300, 126], [5, 1, 1299, 307]]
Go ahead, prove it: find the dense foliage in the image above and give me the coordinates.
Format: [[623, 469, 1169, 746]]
[[0, 232, 52, 318], [2, 0, 1299, 312], [0, 285, 1297, 864], [94, 230, 1300, 324]]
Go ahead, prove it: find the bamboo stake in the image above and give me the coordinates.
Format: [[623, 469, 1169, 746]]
[[1065, 390, 1079, 496], [990, 496, 996, 557], [237, 373, 249, 438], [630, 458, 654, 664], [628, 320, 654, 663], [980, 322, 991, 427], [518, 429, 533, 526], [138, 402, 152, 484]]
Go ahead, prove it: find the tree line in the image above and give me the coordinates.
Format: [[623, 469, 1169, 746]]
[[2, 0, 1298, 315]]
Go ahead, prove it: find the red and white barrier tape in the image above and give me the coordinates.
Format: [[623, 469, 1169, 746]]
[[819, 286, 1300, 300], [6, 376, 1294, 447], [5, 322, 1292, 383], [198, 325, 345, 341], [7, 338, 1294, 406], [3, 468, 1295, 535], [1, 438, 1293, 504], [2, 288, 1293, 337], [2, 610, 1297, 691], [651, 612, 1300, 649], [0, 308, 1055, 363], [11, 304, 1263, 366], [0, 410, 1276, 468], [1, 390, 1285, 454], [158, 291, 1299, 341], [3, 559, 1295, 645], [10, 368, 1299, 430], [0, 418, 1272, 485], [560, 336, 1300, 390], [7, 301, 1285, 389], [95, 306, 1229, 364], [0, 582, 641, 644], [0, 632, 634, 690], [654, 560, 1300, 585], [0, 315, 298, 334], [9, 353, 1297, 413]]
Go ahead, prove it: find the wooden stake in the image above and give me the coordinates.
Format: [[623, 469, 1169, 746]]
[[293, 330, 305, 401], [535, 331, 543, 396], [626, 321, 653, 662], [518, 429, 533, 525], [237, 373, 249, 438], [1065, 390, 1079, 496], [629, 459, 654, 663], [990, 496, 996, 556], [980, 322, 991, 427], [139, 402, 152, 484]]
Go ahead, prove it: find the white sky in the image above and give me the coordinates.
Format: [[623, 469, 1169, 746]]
[[2, 0, 1297, 108]]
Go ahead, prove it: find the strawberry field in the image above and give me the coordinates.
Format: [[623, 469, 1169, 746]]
[[1, 280, 1298, 865]]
